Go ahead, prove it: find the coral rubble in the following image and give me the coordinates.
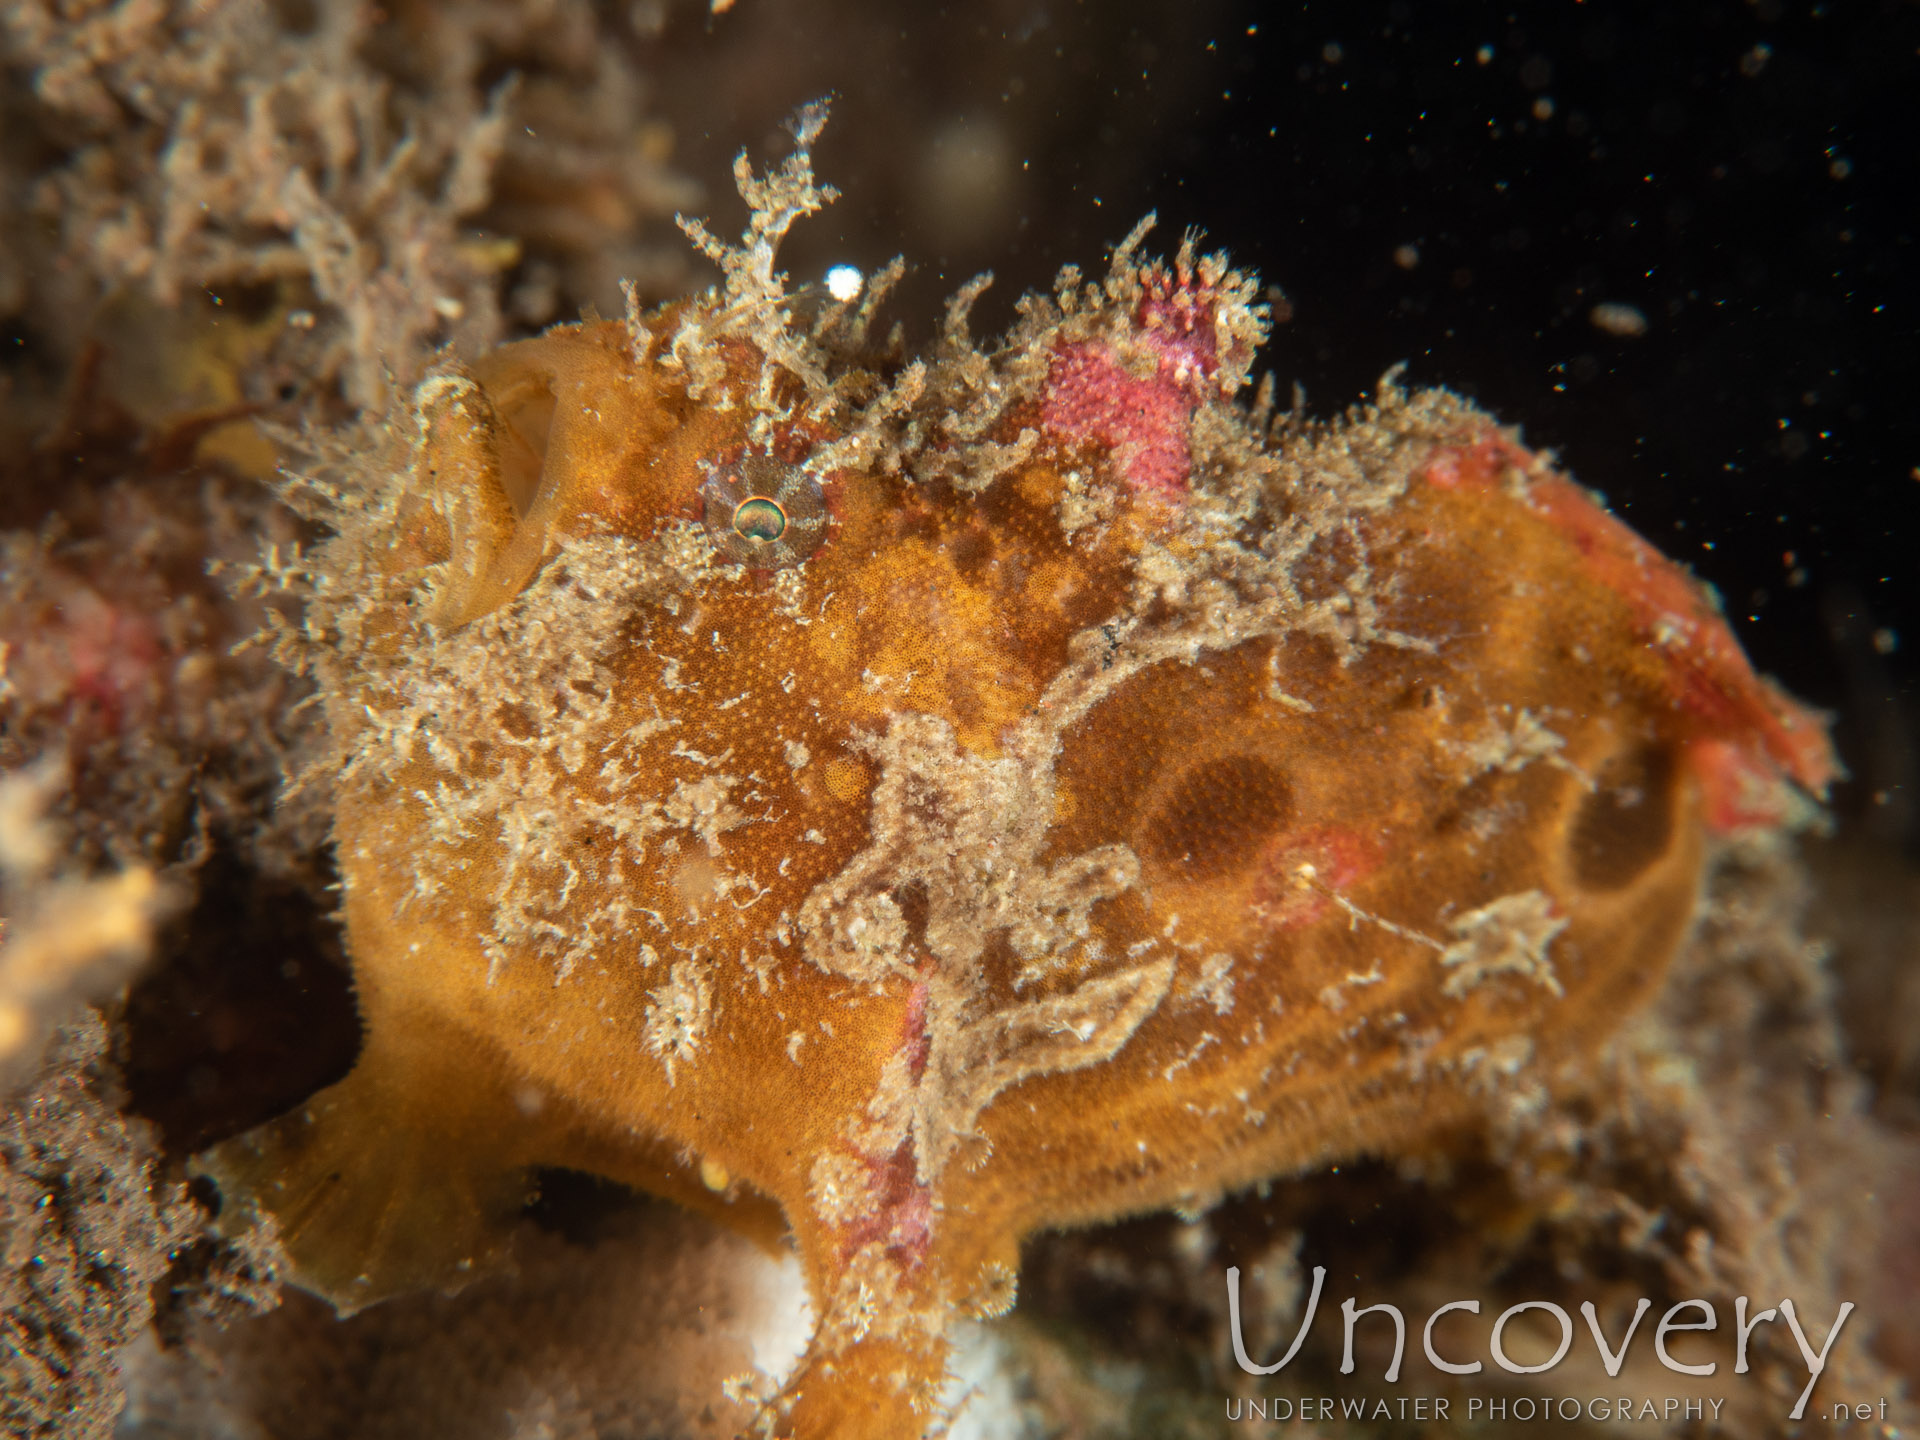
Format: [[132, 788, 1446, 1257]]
[[0, 0, 696, 421], [0, 0, 711, 1094], [196, 112, 1842, 1438], [0, 1017, 200, 1440]]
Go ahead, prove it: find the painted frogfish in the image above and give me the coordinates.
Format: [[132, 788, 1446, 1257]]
[[207, 109, 1835, 1438]]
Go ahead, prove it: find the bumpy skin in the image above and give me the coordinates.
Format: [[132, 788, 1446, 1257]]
[[205, 135, 1833, 1440]]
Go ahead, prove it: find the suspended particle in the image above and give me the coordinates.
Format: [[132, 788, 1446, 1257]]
[[701, 451, 828, 568], [1589, 301, 1648, 338], [824, 264, 864, 302]]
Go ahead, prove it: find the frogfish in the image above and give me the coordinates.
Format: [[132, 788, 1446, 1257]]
[[205, 109, 1835, 1438]]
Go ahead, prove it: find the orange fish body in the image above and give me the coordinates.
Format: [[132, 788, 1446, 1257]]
[[207, 132, 1831, 1439]]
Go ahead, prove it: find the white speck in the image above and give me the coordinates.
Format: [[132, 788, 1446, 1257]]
[[1589, 301, 1648, 337], [824, 264, 863, 302]]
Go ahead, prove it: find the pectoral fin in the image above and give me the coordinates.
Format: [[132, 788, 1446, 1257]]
[[196, 1031, 532, 1316]]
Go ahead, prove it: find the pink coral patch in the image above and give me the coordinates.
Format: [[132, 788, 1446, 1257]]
[[838, 1138, 933, 1269], [1041, 342, 1198, 498], [1251, 826, 1382, 930], [1135, 298, 1226, 388], [830, 975, 937, 1270], [2, 570, 167, 737], [1039, 255, 1252, 500]]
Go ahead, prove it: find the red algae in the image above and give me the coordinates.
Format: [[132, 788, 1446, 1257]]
[[1039, 227, 1265, 498], [197, 112, 1838, 1440]]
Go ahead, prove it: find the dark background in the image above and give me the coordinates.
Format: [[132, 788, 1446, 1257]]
[[651, 0, 1919, 847]]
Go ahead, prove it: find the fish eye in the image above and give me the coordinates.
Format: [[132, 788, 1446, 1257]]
[[731, 496, 789, 544], [701, 451, 828, 568]]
